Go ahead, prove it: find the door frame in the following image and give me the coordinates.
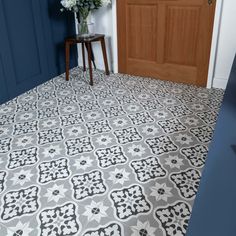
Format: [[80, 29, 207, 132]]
[[111, 0, 223, 89]]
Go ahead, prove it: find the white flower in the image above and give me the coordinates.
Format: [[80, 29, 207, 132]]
[[165, 155, 184, 169], [150, 183, 173, 201], [61, 0, 77, 10], [184, 117, 199, 126], [40, 100, 55, 107], [137, 93, 151, 100], [142, 125, 158, 136], [0, 106, 14, 114], [126, 104, 141, 112], [191, 103, 205, 111], [102, 0, 111, 6], [83, 201, 108, 223], [44, 184, 67, 203], [18, 112, 34, 121], [113, 118, 128, 127], [80, 94, 94, 101], [67, 126, 84, 136], [62, 105, 76, 113], [102, 99, 115, 106], [128, 144, 146, 157], [131, 220, 157, 236], [15, 135, 34, 147], [0, 127, 10, 137], [7, 221, 33, 236], [163, 98, 177, 105], [108, 168, 130, 185], [42, 145, 62, 158], [74, 156, 93, 170], [41, 118, 58, 128], [153, 110, 168, 119], [175, 133, 193, 145], [11, 169, 33, 186], [86, 111, 101, 120], [96, 135, 112, 146]]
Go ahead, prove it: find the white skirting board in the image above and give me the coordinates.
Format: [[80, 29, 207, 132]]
[[212, 77, 228, 89]]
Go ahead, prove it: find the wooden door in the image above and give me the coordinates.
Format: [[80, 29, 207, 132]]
[[117, 0, 216, 86]]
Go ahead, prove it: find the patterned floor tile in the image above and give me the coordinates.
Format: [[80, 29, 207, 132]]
[[0, 67, 224, 235]]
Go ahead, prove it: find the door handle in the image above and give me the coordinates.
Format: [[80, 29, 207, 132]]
[[208, 0, 213, 5]]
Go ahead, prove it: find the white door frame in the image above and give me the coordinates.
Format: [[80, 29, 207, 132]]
[[111, 0, 223, 88]]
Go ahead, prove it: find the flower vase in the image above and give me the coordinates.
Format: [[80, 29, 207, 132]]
[[78, 9, 94, 38]]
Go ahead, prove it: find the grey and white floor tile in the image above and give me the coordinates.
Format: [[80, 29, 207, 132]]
[[0, 67, 224, 236]]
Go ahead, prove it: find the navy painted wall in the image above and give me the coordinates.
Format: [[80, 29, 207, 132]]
[[0, 0, 77, 104], [186, 55, 236, 236]]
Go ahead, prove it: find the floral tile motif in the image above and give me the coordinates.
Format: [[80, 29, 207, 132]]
[[114, 127, 142, 144], [167, 104, 193, 117], [38, 158, 70, 184], [140, 100, 163, 110], [38, 202, 80, 236], [0, 137, 12, 154], [95, 146, 127, 168], [128, 112, 154, 125], [71, 170, 107, 201], [60, 113, 84, 126], [190, 125, 213, 143], [130, 157, 167, 182], [110, 185, 151, 220], [17, 101, 37, 112], [86, 120, 112, 135], [1, 186, 39, 221], [83, 222, 123, 236], [79, 100, 100, 111], [13, 120, 38, 136], [197, 111, 218, 125], [146, 135, 178, 155], [116, 94, 137, 104], [5, 221, 33, 236], [0, 114, 15, 125], [170, 168, 201, 199], [8, 147, 38, 169], [155, 201, 191, 236], [65, 136, 94, 156], [103, 106, 126, 118], [158, 118, 186, 134], [38, 127, 64, 145], [181, 145, 208, 168], [0, 171, 7, 193], [131, 220, 157, 236], [38, 107, 59, 119]]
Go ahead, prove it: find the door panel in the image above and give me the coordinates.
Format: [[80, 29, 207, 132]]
[[117, 0, 216, 86]]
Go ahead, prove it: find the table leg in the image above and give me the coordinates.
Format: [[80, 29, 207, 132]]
[[100, 37, 110, 75], [81, 42, 86, 72], [86, 42, 93, 86], [65, 41, 70, 81]]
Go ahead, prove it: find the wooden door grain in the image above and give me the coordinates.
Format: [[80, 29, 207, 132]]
[[117, 0, 216, 86]]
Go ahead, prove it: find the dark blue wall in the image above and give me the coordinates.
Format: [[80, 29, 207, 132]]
[[0, 0, 77, 104], [186, 55, 236, 236]]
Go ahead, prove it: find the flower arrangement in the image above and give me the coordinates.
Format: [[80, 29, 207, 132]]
[[60, 0, 111, 36], [60, 0, 111, 15]]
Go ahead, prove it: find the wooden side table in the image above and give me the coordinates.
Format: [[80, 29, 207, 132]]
[[65, 34, 110, 86]]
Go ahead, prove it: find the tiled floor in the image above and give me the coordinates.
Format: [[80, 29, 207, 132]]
[[0, 68, 224, 236]]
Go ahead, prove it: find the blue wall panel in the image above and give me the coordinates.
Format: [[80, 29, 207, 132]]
[[0, 0, 77, 104]]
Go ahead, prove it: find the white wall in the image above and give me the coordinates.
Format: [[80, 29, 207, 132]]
[[77, 5, 114, 71], [77, 0, 236, 89], [212, 0, 236, 89]]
